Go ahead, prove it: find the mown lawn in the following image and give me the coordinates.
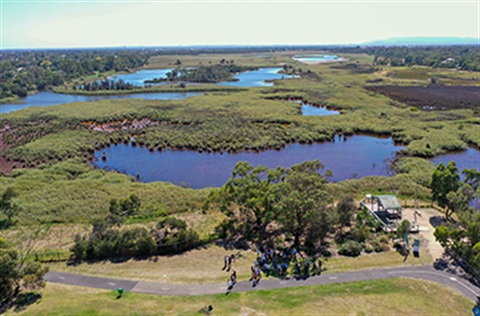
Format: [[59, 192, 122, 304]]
[[5, 278, 473, 315]]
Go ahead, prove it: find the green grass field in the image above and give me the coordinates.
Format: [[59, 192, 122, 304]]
[[4, 278, 473, 315]]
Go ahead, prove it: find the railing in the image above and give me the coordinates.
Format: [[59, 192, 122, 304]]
[[360, 198, 399, 232], [446, 249, 480, 286]]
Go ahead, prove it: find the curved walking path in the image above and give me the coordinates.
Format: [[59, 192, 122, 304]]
[[45, 265, 480, 302]]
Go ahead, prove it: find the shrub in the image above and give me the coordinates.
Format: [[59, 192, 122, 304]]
[[338, 240, 362, 257], [364, 244, 373, 253]]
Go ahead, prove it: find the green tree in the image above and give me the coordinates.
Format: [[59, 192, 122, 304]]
[[0, 187, 21, 227], [206, 162, 284, 242], [434, 225, 451, 248], [337, 195, 356, 229], [396, 219, 411, 240], [430, 161, 460, 220], [273, 161, 333, 247], [0, 238, 48, 304]]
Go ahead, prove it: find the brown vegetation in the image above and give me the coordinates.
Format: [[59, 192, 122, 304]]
[[366, 85, 480, 110]]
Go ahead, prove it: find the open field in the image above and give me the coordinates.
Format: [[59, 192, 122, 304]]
[[4, 278, 473, 315]]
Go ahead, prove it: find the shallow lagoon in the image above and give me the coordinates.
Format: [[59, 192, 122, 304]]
[[293, 54, 340, 63], [110, 69, 173, 86], [218, 67, 295, 87], [291, 100, 340, 116], [93, 135, 405, 188], [0, 91, 203, 114]]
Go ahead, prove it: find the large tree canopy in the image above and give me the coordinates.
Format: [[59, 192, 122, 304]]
[[206, 160, 336, 248]]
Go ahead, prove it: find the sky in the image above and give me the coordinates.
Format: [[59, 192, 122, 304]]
[[1, 0, 479, 49]]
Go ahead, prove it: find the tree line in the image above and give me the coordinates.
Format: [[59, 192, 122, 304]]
[[145, 64, 257, 84], [431, 162, 480, 272], [0, 49, 152, 99], [368, 46, 479, 71], [74, 79, 137, 91]]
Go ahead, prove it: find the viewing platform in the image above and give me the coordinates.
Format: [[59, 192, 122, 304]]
[[360, 194, 419, 233]]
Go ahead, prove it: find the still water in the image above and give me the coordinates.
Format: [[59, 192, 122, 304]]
[[93, 135, 404, 188], [0, 91, 203, 114]]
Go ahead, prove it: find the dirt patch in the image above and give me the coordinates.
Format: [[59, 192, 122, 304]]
[[402, 208, 444, 260], [366, 85, 480, 110], [0, 126, 23, 174], [82, 118, 161, 132]]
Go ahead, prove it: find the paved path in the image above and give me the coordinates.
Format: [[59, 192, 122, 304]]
[[45, 265, 480, 302]]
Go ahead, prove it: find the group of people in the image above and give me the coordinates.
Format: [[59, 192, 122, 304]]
[[223, 254, 237, 294], [222, 246, 324, 293], [251, 246, 322, 284]]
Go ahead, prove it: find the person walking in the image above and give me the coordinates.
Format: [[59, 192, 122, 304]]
[[227, 254, 235, 271], [226, 279, 233, 295], [230, 270, 237, 285], [222, 255, 228, 271]]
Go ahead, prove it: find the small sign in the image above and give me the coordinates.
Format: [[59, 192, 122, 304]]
[[473, 306, 480, 316]]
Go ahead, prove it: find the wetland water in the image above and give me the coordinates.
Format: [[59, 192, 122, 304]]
[[113, 67, 294, 87], [110, 69, 173, 86], [293, 54, 340, 63], [430, 147, 480, 173], [0, 91, 203, 114], [218, 67, 295, 87], [291, 100, 340, 116], [93, 135, 404, 188], [1, 67, 292, 113]]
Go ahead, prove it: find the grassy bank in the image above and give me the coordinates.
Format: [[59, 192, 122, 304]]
[[0, 160, 210, 224], [4, 278, 473, 315]]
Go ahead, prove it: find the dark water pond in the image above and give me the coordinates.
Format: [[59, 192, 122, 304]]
[[218, 68, 295, 87], [0, 91, 203, 114], [430, 147, 480, 173], [93, 135, 404, 188], [292, 100, 340, 116]]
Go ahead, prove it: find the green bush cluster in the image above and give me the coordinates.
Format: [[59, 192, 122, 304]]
[[338, 240, 362, 257], [71, 217, 200, 261]]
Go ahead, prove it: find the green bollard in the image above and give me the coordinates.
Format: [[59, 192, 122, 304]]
[[117, 287, 123, 296]]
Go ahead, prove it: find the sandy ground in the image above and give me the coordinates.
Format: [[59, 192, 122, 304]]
[[402, 208, 445, 260]]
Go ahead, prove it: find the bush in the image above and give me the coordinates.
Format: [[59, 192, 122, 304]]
[[338, 240, 362, 257], [364, 244, 373, 253]]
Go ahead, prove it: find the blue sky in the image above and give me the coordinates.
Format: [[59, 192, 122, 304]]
[[2, 0, 479, 48]]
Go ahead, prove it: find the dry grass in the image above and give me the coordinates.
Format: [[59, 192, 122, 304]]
[[0, 224, 90, 252], [325, 250, 432, 274], [47, 245, 257, 284]]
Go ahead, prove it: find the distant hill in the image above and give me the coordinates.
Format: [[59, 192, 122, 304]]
[[363, 37, 479, 46]]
